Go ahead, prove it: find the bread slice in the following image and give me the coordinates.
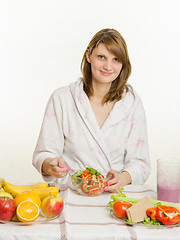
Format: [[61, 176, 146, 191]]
[[126, 196, 154, 223]]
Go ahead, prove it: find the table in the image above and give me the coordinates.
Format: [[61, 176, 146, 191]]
[[0, 185, 180, 240]]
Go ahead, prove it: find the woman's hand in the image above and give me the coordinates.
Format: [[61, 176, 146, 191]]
[[42, 157, 70, 178], [105, 170, 132, 193]]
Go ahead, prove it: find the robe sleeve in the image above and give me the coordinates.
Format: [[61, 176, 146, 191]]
[[32, 91, 64, 182], [122, 98, 151, 184]]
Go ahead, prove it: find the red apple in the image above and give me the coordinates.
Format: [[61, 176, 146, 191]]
[[41, 196, 63, 217], [0, 197, 16, 221]]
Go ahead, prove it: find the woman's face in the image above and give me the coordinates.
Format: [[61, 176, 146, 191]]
[[86, 43, 123, 86]]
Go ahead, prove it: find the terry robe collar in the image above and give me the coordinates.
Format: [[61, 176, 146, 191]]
[[69, 79, 135, 171]]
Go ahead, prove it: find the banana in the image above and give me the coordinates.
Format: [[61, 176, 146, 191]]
[[0, 187, 5, 192], [32, 187, 60, 200], [0, 178, 4, 188], [0, 191, 13, 199], [29, 182, 49, 189], [2, 180, 49, 197]]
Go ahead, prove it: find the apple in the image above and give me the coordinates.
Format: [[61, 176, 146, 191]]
[[0, 192, 13, 199], [0, 197, 16, 221], [41, 196, 63, 217]]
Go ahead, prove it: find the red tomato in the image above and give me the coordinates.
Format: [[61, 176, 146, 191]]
[[113, 201, 132, 219]]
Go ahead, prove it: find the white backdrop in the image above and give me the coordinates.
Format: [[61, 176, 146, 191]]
[[0, 0, 180, 187]]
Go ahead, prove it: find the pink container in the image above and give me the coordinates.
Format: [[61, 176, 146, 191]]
[[157, 158, 180, 203]]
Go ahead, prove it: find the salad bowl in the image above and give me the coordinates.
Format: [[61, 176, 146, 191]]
[[70, 168, 108, 196]]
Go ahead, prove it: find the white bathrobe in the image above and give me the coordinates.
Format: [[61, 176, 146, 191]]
[[33, 79, 151, 186]]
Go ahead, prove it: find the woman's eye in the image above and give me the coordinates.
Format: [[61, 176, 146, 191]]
[[113, 58, 119, 62], [98, 55, 105, 59]]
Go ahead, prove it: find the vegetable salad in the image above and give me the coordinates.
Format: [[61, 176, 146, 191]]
[[71, 168, 107, 196]]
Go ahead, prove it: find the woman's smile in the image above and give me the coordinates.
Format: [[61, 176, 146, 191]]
[[99, 70, 113, 76]]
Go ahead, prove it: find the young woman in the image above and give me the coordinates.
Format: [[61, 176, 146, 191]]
[[33, 28, 151, 192]]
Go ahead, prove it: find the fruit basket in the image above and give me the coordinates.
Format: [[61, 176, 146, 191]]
[[70, 168, 108, 196]]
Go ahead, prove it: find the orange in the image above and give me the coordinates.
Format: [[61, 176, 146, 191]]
[[16, 200, 40, 222], [14, 191, 41, 208]]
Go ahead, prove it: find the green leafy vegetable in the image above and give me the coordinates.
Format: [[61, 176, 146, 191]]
[[143, 217, 161, 226], [87, 168, 102, 176], [72, 170, 84, 177], [108, 188, 126, 208], [124, 217, 137, 224]]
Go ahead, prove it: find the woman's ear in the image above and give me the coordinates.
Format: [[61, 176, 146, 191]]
[[85, 49, 91, 63]]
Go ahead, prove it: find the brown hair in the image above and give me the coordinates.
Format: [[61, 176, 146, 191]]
[[81, 28, 131, 104]]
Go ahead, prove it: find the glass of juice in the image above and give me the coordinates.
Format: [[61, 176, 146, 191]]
[[157, 158, 180, 203]]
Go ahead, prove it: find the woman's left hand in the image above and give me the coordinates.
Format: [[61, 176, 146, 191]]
[[105, 170, 132, 193]]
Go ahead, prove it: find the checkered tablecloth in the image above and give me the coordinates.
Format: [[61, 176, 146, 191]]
[[0, 185, 180, 240]]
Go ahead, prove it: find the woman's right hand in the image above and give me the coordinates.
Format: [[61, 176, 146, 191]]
[[42, 157, 70, 178]]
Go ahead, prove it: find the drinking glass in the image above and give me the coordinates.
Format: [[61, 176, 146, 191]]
[[157, 158, 180, 203]]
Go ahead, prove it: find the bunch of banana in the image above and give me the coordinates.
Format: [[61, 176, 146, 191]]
[[2, 180, 60, 199]]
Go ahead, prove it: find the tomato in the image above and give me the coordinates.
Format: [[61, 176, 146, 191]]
[[113, 201, 132, 219]]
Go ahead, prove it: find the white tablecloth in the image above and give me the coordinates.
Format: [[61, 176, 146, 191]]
[[0, 185, 180, 240]]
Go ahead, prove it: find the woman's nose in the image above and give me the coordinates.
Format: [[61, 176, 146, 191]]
[[103, 60, 112, 71]]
